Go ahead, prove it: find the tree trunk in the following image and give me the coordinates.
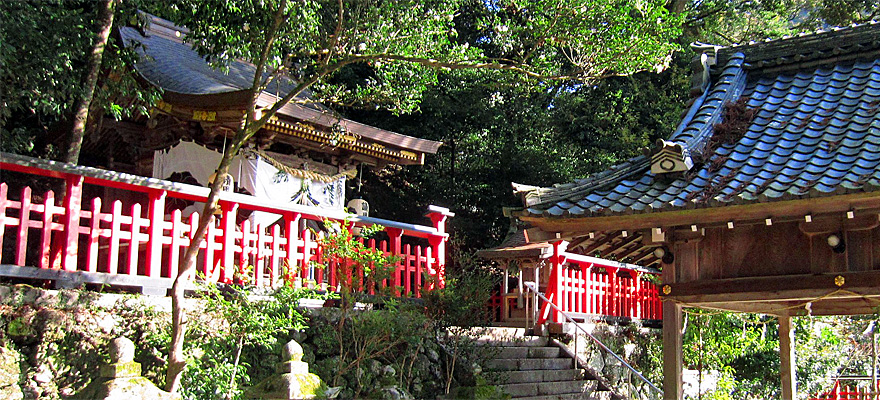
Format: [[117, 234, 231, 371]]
[[165, 138, 240, 392], [65, 0, 116, 164]]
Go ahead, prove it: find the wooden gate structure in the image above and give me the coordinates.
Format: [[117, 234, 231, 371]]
[[508, 22, 880, 399], [479, 226, 663, 326]]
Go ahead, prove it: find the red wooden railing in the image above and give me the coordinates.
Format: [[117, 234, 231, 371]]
[[812, 381, 880, 400], [0, 152, 452, 296], [537, 241, 662, 324]]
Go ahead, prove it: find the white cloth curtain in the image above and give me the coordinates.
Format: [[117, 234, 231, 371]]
[[153, 141, 345, 227]]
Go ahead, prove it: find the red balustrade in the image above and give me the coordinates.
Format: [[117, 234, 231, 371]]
[[812, 381, 880, 400], [0, 153, 452, 296], [538, 241, 662, 324]]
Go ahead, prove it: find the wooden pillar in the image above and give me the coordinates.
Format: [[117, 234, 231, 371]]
[[62, 175, 84, 272], [145, 189, 166, 278], [779, 313, 797, 400], [426, 206, 454, 289], [662, 231, 682, 400], [662, 301, 683, 400], [386, 227, 404, 296], [220, 201, 238, 284]]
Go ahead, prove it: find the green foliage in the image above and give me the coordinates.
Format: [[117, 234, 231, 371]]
[[160, 0, 680, 117], [349, 60, 689, 254], [679, 0, 880, 46], [312, 220, 400, 302], [0, 0, 160, 157], [180, 285, 310, 400], [677, 312, 879, 399]]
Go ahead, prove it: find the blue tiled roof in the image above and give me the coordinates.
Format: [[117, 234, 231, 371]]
[[518, 23, 880, 218], [119, 16, 315, 104]]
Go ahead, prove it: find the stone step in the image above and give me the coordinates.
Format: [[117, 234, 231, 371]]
[[476, 335, 549, 347], [498, 379, 600, 398], [488, 368, 585, 384], [495, 346, 561, 359], [485, 357, 573, 371], [512, 390, 616, 400]]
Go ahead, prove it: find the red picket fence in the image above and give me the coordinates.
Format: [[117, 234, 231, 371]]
[[0, 153, 451, 296], [538, 242, 662, 324], [812, 382, 880, 400]]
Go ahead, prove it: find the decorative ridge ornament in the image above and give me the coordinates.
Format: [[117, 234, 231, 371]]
[[651, 139, 693, 175]]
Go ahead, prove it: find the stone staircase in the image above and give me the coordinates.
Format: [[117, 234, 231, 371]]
[[478, 327, 620, 400]]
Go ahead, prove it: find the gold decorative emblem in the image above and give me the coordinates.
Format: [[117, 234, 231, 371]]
[[662, 285, 672, 295], [834, 275, 845, 287], [156, 100, 172, 113], [192, 110, 217, 121]]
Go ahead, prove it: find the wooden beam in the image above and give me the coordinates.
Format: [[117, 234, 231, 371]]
[[520, 191, 880, 234], [663, 301, 683, 400], [779, 314, 797, 400], [662, 271, 880, 303]]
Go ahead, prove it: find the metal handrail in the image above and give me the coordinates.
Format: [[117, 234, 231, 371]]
[[523, 281, 663, 396]]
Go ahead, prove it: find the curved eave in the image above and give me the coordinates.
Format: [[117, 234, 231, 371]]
[[265, 118, 422, 165], [517, 189, 880, 234]]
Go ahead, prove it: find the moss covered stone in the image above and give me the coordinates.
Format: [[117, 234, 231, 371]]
[[0, 346, 24, 400], [244, 339, 323, 400]]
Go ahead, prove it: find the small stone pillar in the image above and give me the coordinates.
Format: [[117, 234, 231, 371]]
[[245, 339, 323, 400], [74, 337, 179, 400]]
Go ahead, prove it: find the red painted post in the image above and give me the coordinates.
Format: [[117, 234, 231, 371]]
[[379, 240, 388, 289], [283, 212, 301, 285], [426, 207, 453, 289], [183, 212, 199, 280], [86, 197, 102, 272], [239, 219, 251, 283], [271, 224, 281, 286], [145, 190, 166, 278], [301, 228, 313, 287], [607, 267, 619, 316], [203, 216, 217, 282], [255, 224, 266, 287], [221, 202, 238, 284], [385, 227, 403, 296], [167, 209, 183, 278], [39, 190, 55, 269], [15, 186, 31, 266], [562, 264, 571, 316], [127, 203, 142, 275], [415, 245, 424, 298], [632, 271, 642, 319], [63, 176, 84, 272], [403, 244, 412, 296], [108, 200, 123, 274], [0, 183, 7, 263], [550, 241, 565, 323]]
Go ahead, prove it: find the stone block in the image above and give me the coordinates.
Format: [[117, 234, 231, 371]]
[[244, 339, 324, 400]]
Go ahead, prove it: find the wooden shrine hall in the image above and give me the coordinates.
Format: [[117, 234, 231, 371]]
[[508, 22, 880, 399], [0, 13, 449, 297], [84, 13, 441, 191]]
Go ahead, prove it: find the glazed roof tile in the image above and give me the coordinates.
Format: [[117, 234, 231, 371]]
[[517, 22, 880, 218]]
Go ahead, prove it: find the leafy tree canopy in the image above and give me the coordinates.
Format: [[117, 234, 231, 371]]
[[164, 0, 681, 115], [0, 0, 159, 158]]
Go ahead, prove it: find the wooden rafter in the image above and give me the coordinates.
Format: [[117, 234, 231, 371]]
[[600, 234, 642, 259], [579, 231, 617, 256]]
